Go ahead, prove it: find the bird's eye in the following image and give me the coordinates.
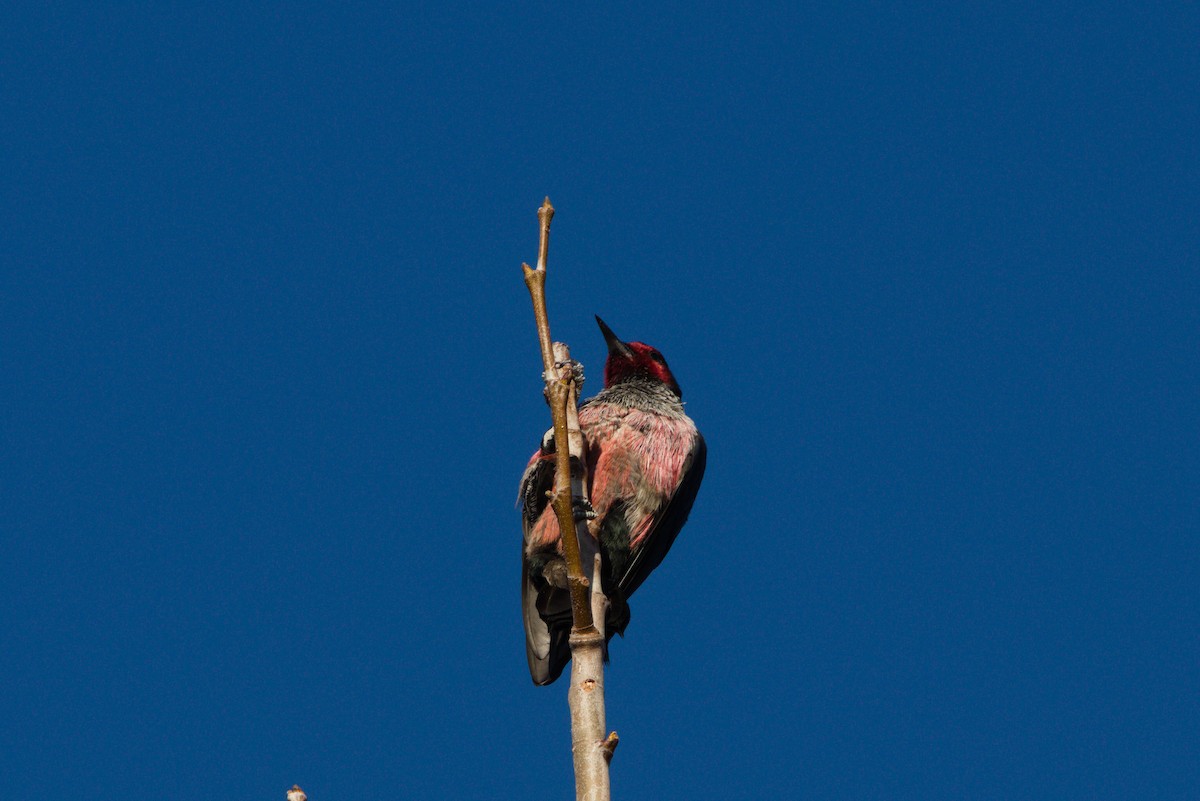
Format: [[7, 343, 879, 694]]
[[649, 352, 666, 364]]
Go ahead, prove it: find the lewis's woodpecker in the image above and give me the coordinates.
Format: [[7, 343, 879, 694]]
[[520, 316, 706, 685]]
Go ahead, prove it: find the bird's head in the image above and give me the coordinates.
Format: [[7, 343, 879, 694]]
[[595, 315, 682, 398]]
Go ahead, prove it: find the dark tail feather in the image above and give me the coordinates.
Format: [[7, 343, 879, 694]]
[[524, 554, 574, 685], [528, 602, 572, 685], [525, 575, 631, 684], [543, 620, 572, 684]]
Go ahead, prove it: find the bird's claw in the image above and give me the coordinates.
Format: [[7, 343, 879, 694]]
[[573, 497, 598, 522]]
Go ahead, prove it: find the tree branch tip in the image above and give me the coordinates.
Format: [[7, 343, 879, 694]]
[[535, 200, 554, 272]]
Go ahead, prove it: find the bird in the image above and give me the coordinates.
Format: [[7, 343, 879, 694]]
[[520, 315, 706, 685]]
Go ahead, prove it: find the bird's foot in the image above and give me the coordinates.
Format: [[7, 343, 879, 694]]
[[554, 358, 585, 388], [573, 497, 598, 522]]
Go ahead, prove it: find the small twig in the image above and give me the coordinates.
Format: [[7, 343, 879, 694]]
[[536, 198, 553, 273], [523, 199, 557, 391], [522, 199, 595, 632]]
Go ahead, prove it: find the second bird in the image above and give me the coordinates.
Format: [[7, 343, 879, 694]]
[[520, 316, 706, 685]]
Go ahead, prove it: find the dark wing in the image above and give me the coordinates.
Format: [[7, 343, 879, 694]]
[[519, 451, 572, 685], [614, 431, 707, 598]]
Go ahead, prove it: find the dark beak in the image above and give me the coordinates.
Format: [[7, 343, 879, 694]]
[[595, 315, 633, 358]]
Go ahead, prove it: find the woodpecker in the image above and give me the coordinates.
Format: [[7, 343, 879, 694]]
[[520, 316, 706, 685]]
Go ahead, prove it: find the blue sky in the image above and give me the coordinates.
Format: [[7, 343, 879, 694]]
[[1, 3, 1196, 799]]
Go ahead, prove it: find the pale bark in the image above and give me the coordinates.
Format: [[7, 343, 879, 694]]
[[568, 554, 617, 800]]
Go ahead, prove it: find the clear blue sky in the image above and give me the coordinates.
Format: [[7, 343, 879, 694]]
[[2, 3, 1196, 799]]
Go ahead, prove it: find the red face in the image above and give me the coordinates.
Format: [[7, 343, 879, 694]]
[[605, 341, 682, 397]]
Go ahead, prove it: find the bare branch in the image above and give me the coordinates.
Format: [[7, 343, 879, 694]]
[[521, 199, 614, 801], [522, 200, 594, 631], [522, 198, 557, 380], [567, 553, 612, 799]]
